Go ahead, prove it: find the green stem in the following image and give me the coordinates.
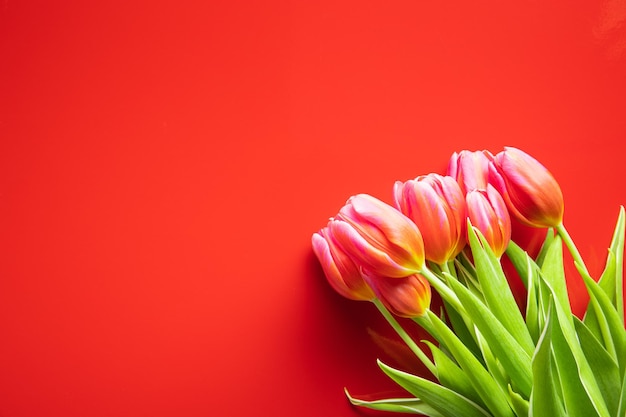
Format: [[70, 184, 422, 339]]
[[440, 261, 452, 276], [412, 314, 438, 341], [372, 298, 437, 376], [420, 267, 465, 316], [556, 223, 591, 278]]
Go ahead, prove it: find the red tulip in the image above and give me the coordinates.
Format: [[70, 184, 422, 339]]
[[330, 194, 425, 278], [365, 273, 431, 318], [394, 174, 467, 264], [490, 147, 564, 228], [447, 150, 494, 193], [466, 185, 512, 257], [312, 228, 375, 301]]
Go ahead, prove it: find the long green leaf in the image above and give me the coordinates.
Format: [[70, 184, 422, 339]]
[[599, 206, 625, 324], [540, 277, 611, 417], [426, 311, 514, 417], [617, 370, 626, 417], [439, 298, 482, 361], [345, 389, 444, 416], [476, 330, 508, 391], [540, 235, 573, 323], [508, 385, 529, 417], [377, 360, 492, 417], [467, 224, 535, 355], [598, 249, 617, 308], [446, 277, 533, 398], [587, 252, 616, 344], [549, 305, 601, 416], [505, 240, 531, 289], [529, 299, 566, 417], [580, 268, 626, 378], [504, 229, 552, 287], [424, 340, 484, 409], [525, 255, 541, 343], [574, 317, 621, 416], [455, 260, 484, 300], [535, 228, 555, 267]]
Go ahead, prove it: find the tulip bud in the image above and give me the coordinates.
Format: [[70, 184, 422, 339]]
[[446, 150, 494, 193], [330, 194, 425, 278], [364, 273, 431, 318], [466, 185, 511, 257], [312, 228, 375, 301], [490, 147, 564, 228], [393, 174, 467, 264]]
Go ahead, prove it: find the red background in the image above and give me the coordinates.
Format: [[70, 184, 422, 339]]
[[1, 1, 626, 416]]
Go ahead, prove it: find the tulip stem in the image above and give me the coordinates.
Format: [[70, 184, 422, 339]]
[[372, 298, 437, 377], [440, 261, 451, 276], [556, 223, 591, 278], [420, 267, 465, 316]]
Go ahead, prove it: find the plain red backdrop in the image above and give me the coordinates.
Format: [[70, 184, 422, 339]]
[[1, 1, 626, 416]]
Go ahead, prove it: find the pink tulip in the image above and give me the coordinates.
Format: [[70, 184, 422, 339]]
[[446, 150, 494, 193], [312, 228, 375, 301], [393, 174, 467, 264], [490, 147, 564, 228], [466, 185, 511, 257], [330, 194, 425, 278], [365, 273, 431, 318]]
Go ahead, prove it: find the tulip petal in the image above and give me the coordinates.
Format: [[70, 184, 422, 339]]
[[365, 273, 431, 318], [492, 147, 564, 227], [312, 231, 375, 301], [329, 219, 421, 277], [339, 194, 425, 272]]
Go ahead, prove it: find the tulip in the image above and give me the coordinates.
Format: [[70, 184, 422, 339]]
[[312, 228, 375, 301], [490, 146, 564, 228], [330, 194, 425, 278], [364, 273, 431, 318], [466, 185, 511, 257], [447, 150, 494, 193], [393, 174, 467, 264]]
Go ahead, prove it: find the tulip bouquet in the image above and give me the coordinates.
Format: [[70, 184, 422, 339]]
[[312, 147, 626, 417]]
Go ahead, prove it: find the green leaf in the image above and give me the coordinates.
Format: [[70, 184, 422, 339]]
[[580, 268, 626, 378], [439, 298, 482, 361], [617, 370, 626, 417], [504, 228, 551, 287], [529, 298, 566, 417], [535, 228, 555, 267], [377, 360, 492, 417], [475, 330, 508, 391], [507, 385, 529, 417], [540, 235, 573, 322], [525, 255, 541, 343], [345, 389, 444, 416], [540, 277, 611, 417], [574, 317, 621, 416], [467, 224, 535, 356], [598, 249, 617, 307], [427, 310, 516, 417], [454, 260, 484, 300], [424, 340, 484, 409], [505, 240, 531, 289], [598, 206, 625, 324], [446, 277, 533, 398], [586, 253, 615, 344]]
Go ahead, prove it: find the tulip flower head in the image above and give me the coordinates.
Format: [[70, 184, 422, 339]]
[[490, 147, 564, 228], [394, 174, 467, 264], [364, 273, 431, 318], [465, 185, 511, 257], [330, 194, 425, 278], [447, 150, 494, 193], [312, 228, 375, 301]]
